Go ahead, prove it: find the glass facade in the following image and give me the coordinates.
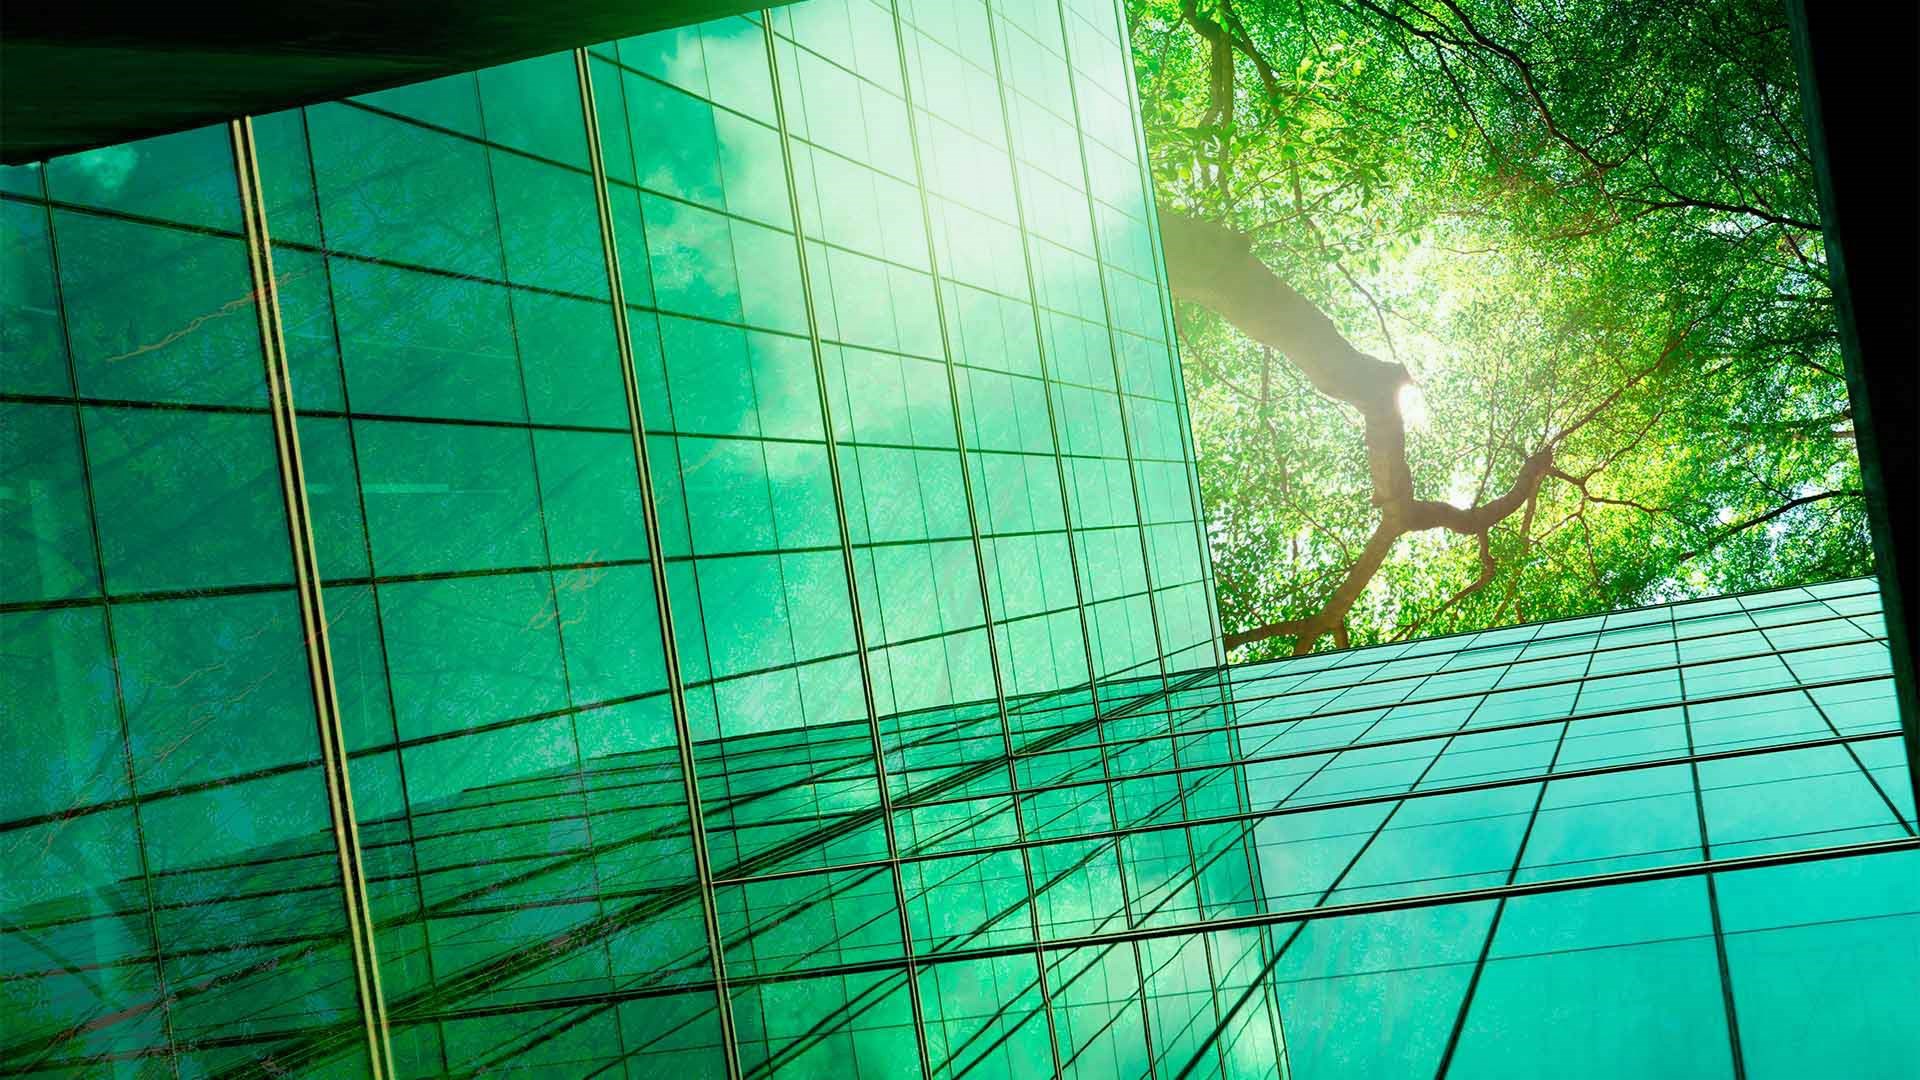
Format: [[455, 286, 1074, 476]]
[[0, 3, 1914, 1080]]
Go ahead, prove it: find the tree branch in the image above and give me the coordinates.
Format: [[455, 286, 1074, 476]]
[[1179, 0, 1237, 197], [1406, 444, 1556, 535], [1680, 489, 1863, 559], [1167, 209, 1565, 654], [1224, 520, 1400, 652], [1160, 210, 1408, 410], [1394, 529, 1498, 642], [1162, 209, 1719, 656]]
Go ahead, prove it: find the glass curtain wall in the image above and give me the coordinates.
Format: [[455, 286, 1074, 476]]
[[3, 1, 1916, 1080], [1, 0, 1221, 1076]]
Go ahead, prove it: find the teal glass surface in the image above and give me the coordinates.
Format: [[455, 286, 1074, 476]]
[[1, 1, 1913, 1078], [1, 125, 374, 1078]]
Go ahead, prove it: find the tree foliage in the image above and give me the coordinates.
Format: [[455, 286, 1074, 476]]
[[1128, 0, 1869, 657]]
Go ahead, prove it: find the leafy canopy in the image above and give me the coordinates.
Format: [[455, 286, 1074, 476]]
[[1129, 0, 1866, 657]]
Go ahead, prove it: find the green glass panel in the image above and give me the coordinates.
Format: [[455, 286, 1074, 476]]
[[1717, 852, 1920, 1080], [919, 954, 1051, 1080], [556, 563, 666, 705], [678, 436, 777, 553], [513, 290, 627, 427], [1448, 881, 1735, 1079], [0, 606, 122, 821], [377, 570, 567, 738], [733, 971, 923, 1077], [113, 590, 316, 790], [0, 197, 70, 396], [628, 78, 726, 206], [82, 406, 290, 593], [307, 101, 503, 278], [704, 17, 778, 120], [0, 161, 44, 197], [533, 428, 649, 563], [717, 110, 793, 227], [297, 414, 373, 581], [476, 52, 591, 167], [1273, 904, 1492, 1080], [645, 194, 743, 321], [696, 554, 795, 675], [323, 583, 396, 750], [1048, 944, 1150, 1079], [491, 150, 607, 298], [354, 418, 543, 575], [45, 124, 239, 228], [57, 212, 264, 407], [0, 402, 98, 603], [661, 315, 758, 435], [353, 72, 484, 132], [329, 258, 523, 423], [270, 245, 346, 411], [252, 109, 324, 247]]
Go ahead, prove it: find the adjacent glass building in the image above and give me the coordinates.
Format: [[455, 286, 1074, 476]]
[[1, 1, 1914, 1078]]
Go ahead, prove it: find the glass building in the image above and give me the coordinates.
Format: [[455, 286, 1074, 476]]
[[0, 1, 1914, 1078]]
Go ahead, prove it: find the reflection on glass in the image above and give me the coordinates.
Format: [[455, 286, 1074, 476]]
[[0, 2, 1913, 1079]]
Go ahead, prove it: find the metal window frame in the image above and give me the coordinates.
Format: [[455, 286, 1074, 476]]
[[228, 115, 395, 1079]]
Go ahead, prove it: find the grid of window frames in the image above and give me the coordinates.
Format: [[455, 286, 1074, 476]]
[[0, 125, 383, 1077], [0, 0, 1220, 1075], [3, 3, 1917, 1080]]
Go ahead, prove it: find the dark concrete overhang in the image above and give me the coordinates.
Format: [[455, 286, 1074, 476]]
[[1, 1, 778, 165]]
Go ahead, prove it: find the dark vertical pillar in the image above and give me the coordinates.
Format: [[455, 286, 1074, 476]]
[[1785, 0, 1920, 808]]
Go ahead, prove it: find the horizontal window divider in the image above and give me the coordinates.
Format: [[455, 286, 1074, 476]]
[[387, 975, 726, 1028], [711, 835, 1920, 989], [0, 189, 249, 240], [0, 579, 296, 616], [332, 96, 597, 178], [303, 408, 631, 437], [265, 237, 613, 305], [319, 555, 654, 591], [0, 391, 274, 418], [1230, 577, 1880, 672], [713, 728, 1904, 887]]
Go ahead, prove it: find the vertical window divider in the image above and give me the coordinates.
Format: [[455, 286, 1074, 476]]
[[982, 2, 1162, 1071], [1049, 4, 1171, 690], [36, 165, 185, 1080], [1430, 698, 1579, 1079], [977, 0, 1120, 772], [226, 115, 394, 1080], [571, 48, 748, 1080], [886, 2, 1068, 1074], [757, 15, 936, 1080], [1048, 6, 1241, 1072], [1107, 0, 1224, 671], [1676, 647, 1752, 1079]]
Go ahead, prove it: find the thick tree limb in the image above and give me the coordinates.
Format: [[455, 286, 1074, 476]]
[[1160, 210, 1408, 409], [1179, 1, 1235, 126], [1223, 520, 1400, 651], [1159, 210, 1699, 654], [1407, 445, 1555, 534]]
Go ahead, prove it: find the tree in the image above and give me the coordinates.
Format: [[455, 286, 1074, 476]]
[[1129, 0, 1869, 657]]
